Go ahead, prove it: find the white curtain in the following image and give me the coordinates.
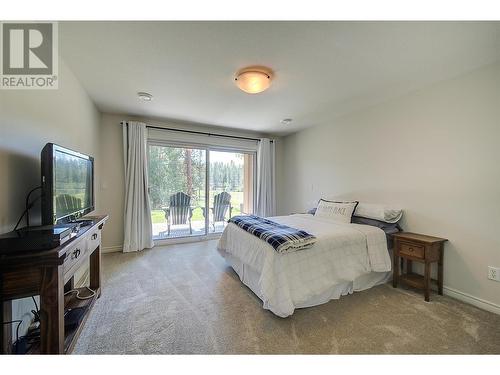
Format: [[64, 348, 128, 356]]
[[255, 138, 276, 217], [122, 121, 154, 252]]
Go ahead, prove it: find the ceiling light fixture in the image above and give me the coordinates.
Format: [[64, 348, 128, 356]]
[[137, 92, 153, 101], [280, 118, 293, 125], [234, 67, 273, 94]]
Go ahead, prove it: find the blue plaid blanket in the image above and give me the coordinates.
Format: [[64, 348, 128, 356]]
[[228, 215, 317, 254]]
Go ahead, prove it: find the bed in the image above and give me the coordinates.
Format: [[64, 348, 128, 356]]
[[217, 212, 396, 317]]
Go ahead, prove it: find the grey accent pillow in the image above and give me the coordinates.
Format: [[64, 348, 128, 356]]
[[351, 216, 402, 249], [351, 216, 402, 232]]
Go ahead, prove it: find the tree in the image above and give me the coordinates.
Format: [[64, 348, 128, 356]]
[[148, 146, 244, 210], [185, 148, 193, 196]]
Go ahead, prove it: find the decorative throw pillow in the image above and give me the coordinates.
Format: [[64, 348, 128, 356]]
[[314, 199, 359, 223]]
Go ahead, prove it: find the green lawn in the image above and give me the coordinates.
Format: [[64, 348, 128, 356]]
[[151, 210, 167, 224], [151, 191, 244, 224]]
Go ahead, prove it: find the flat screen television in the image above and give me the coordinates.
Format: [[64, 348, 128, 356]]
[[41, 143, 94, 225]]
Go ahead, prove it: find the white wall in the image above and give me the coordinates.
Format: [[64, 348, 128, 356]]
[[0, 60, 101, 343], [278, 62, 500, 310], [98, 113, 273, 251], [97, 113, 125, 251]]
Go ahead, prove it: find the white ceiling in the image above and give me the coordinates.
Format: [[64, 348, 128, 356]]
[[60, 21, 500, 135]]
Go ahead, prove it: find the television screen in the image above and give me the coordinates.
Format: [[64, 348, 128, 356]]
[[41, 144, 94, 224], [54, 149, 93, 219]]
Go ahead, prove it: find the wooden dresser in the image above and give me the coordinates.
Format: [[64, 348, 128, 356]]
[[392, 232, 448, 302], [0, 215, 108, 354]]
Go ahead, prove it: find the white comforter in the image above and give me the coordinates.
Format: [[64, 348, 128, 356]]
[[217, 214, 391, 317]]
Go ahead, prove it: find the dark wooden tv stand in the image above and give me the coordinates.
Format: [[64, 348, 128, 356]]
[[0, 215, 108, 354]]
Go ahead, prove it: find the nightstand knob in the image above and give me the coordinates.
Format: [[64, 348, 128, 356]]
[[408, 247, 414, 252]]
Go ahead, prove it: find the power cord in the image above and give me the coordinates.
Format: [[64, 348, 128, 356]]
[[13, 186, 42, 231], [2, 320, 23, 349], [64, 286, 96, 300], [8, 296, 42, 353], [3, 290, 95, 353], [31, 296, 40, 323]]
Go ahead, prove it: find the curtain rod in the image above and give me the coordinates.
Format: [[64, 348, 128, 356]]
[[141, 124, 272, 143]]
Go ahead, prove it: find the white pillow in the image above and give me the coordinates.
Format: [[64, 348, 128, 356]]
[[314, 199, 359, 223], [354, 203, 403, 223]]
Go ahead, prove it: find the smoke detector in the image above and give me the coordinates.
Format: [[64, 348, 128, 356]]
[[137, 92, 153, 101]]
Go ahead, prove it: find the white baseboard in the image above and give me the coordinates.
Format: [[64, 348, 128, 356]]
[[102, 245, 122, 253], [444, 286, 500, 315], [154, 233, 221, 246]]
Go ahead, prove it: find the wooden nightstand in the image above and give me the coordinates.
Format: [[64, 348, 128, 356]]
[[392, 232, 448, 302]]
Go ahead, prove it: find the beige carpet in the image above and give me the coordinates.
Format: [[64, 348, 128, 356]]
[[73, 240, 500, 354]]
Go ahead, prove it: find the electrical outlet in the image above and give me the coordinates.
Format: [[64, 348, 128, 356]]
[[488, 266, 500, 282]]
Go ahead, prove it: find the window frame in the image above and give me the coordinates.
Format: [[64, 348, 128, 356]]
[[147, 139, 257, 245]]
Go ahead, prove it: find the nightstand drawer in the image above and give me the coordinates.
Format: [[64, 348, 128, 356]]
[[400, 242, 424, 259]]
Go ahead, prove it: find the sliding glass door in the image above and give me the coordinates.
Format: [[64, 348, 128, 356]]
[[148, 144, 255, 241], [148, 145, 207, 240], [208, 150, 254, 233]]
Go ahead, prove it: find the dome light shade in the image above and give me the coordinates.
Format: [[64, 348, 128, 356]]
[[234, 68, 272, 94]]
